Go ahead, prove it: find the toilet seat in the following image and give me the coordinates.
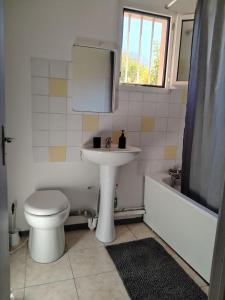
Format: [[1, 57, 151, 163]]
[[24, 190, 69, 216]]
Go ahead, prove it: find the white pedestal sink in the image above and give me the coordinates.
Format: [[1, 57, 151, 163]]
[[82, 145, 141, 243]]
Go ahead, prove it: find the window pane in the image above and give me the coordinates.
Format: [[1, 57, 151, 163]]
[[120, 10, 169, 87]]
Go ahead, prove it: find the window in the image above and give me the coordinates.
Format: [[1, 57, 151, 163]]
[[120, 9, 170, 87]]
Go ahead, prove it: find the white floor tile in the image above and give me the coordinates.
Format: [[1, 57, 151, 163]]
[[104, 225, 136, 246], [10, 245, 27, 290], [75, 271, 130, 300], [24, 279, 78, 300], [127, 223, 156, 239], [69, 246, 115, 278], [66, 229, 103, 251], [25, 253, 73, 287]]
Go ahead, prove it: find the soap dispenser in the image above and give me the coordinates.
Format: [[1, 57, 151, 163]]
[[118, 130, 126, 149]]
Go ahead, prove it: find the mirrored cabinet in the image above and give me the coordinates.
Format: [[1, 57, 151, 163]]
[[71, 39, 118, 113], [171, 14, 194, 87]]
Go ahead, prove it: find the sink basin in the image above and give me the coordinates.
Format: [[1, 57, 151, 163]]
[[82, 144, 141, 243], [82, 144, 141, 166]]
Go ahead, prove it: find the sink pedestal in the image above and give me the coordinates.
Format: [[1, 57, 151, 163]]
[[96, 165, 118, 243]]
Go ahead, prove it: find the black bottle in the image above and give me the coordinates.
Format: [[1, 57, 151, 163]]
[[118, 130, 126, 149]]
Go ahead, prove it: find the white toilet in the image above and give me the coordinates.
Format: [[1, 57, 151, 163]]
[[24, 190, 70, 263]]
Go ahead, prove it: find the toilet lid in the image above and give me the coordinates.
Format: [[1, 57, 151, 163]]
[[24, 190, 69, 216]]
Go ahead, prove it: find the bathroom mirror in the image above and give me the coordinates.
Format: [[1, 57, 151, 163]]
[[177, 19, 194, 81], [71, 44, 116, 113]]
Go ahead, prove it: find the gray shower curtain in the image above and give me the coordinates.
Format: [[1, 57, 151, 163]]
[[181, 0, 225, 213]]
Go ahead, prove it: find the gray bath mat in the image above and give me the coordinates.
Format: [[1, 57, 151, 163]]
[[106, 238, 207, 300]]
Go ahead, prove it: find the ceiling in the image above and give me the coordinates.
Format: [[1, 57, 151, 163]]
[[168, 0, 197, 14], [134, 0, 197, 14]]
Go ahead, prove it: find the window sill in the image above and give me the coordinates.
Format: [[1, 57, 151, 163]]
[[118, 83, 171, 94]]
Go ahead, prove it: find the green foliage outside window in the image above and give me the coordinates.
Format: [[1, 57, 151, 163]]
[[120, 43, 160, 86]]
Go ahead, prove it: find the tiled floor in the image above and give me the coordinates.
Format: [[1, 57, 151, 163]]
[[10, 223, 209, 299]]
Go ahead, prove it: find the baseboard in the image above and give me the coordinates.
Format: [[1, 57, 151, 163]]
[[20, 216, 143, 235]]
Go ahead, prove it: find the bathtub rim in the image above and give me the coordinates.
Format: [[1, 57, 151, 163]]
[[146, 172, 218, 221]]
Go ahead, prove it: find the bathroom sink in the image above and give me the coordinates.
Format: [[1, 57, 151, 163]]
[[82, 144, 141, 243], [82, 144, 141, 166]]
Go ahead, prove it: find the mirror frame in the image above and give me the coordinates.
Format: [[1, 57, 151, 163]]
[[72, 38, 119, 113], [170, 14, 194, 87]]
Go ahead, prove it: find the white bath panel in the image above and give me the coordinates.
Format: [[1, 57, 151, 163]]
[[144, 174, 217, 283]]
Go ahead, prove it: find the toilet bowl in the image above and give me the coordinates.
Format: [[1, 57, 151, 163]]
[[24, 190, 70, 263]]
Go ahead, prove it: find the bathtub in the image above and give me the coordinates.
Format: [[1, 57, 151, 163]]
[[144, 173, 218, 282]]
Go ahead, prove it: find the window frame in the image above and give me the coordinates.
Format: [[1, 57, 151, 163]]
[[170, 14, 194, 87], [119, 8, 171, 89]]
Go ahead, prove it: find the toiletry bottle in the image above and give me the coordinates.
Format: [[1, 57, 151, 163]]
[[118, 130, 126, 149]]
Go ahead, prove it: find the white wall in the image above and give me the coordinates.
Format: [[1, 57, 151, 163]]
[[5, 0, 187, 230]]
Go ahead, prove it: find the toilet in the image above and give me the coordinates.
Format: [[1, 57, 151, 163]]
[[24, 190, 70, 263]]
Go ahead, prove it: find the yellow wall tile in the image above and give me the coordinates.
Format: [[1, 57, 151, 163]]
[[49, 146, 66, 162], [141, 117, 155, 132], [181, 88, 188, 104], [164, 145, 177, 160], [49, 78, 67, 97], [83, 115, 99, 132], [112, 131, 127, 144]]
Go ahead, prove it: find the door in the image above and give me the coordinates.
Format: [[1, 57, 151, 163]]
[[0, 0, 10, 299]]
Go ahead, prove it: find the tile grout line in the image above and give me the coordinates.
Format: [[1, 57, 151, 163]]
[[67, 248, 80, 299]]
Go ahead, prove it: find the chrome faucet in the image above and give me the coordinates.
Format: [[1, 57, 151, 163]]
[[168, 168, 182, 187], [105, 137, 112, 149]]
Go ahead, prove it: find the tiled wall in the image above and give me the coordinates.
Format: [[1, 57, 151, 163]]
[[31, 58, 187, 174]]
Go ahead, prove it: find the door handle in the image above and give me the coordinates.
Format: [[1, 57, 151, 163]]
[[4, 137, 14, 143], [1, 126, 14, 166]]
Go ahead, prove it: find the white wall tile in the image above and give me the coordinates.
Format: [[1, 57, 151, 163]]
[[170, 89, 183, 103], [149, 146, 164, 159], [67, 98, 80, 114], [168, 103, 182, 118], [157, 93, 171, 103], [33, 147, 49, 162], [152, 132, 166, 146], [142, 102, 156, 116], [67, 131, 82, 146], [128, 101, 142, 116], [162, 160, 176, 171], [166, 132, 178, 145], [143, 93, 155, 102], [32, 95, 48, 113], [68, 62, 73, 80], [140, 147, 152, 160], [99, 115, 112, 131], [129, 91, 143, 102], [66, 147, 81, 162], [140, 133, 153, 146], [114, 101, 128, 115], [32, 113, 48, 130], [67, 115, 82, 130], [155, 103, 169, 117], [127, 132, 140, 146], [49, 114, 66, 130], [67, 80, 72, 97], [49, 97, 67, 114], [167, 118, 182, 132], [148, 160, 164, 173], [31, 58, 49, 77], [32, 131, 48, 147], [154, 118, 167, 131], [82, 132, 99, 144], [31, 77, 48, 95], [50, 60, 68, 78], [49, 131, 66, 146], [127, 116, 141, 131], [118, 90, 129, 101], [112, 116, 127, 131]]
